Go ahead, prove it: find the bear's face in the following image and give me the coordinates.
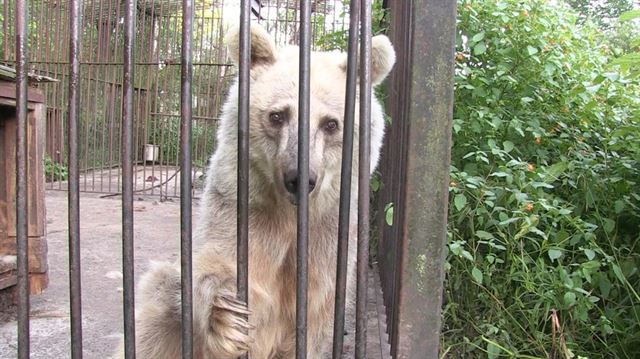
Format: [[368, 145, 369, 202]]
[[224, 25, 395, 206]]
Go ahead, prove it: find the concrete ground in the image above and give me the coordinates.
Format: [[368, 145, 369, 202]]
[[0, 190, 386, 358], [0, 191, 184, 358]]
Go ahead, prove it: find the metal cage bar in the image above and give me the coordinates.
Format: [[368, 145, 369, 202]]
[[296, 0, 312, 358], [331, 0, 360, 356], [68, 0, 84, 357], [180, 0, 195, 358], [121, 0, 137, 357], [379, 1, 456, 357], [15, 0, 30, 357], [355, 1, 373, 357], [237, 1, 251, 359]]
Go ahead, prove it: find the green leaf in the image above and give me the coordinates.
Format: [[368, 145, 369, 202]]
[[611, 53, 640, 66], [603, 218, 615, 234], [583, 248, 596, 260], [531, 182, 554, 189], [462, 250, 474, 261], [384, 203, 394, 226], [472, 31, 485, 42], [472, 267, 483, 285], [527, 45, 538, 55], [474, 42, 487, 55], [614, 200, 624, 214], [454, 194, 468, 211], [475, 230, 494, 240], [620, 9, 640, 21], [612, 264, 625, 283], [548, 248, 563, 261], [487, 342, 500, 359], [564, 292, 576, 307], [371, 176, 380, 192], [503, 141, 514, 153], [586, 84, 602, 94]]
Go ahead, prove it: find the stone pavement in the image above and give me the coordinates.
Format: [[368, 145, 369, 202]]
[[0, 190, 386, 358]]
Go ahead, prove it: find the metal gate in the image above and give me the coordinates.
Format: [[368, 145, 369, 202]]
[[6, 0, 456, 357], [1, 0, 349, 198]]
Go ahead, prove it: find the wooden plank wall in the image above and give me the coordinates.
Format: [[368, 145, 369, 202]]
[[0, 81, 48, 295]]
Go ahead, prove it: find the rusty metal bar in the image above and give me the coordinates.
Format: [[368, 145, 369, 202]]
[[331, 0, 360, 356], [355, 1, 372, 357], [2, 0, 8, 62], [180, 0, 194, 357], [121, 0, 137, 357], [389, 1, 456, 357], [15, 0, 30, 357], [379, 1, 410, 351], [237, 1, 251, 359], [296, 0, 311, 358], [68, 0, 84, 357], [392, 4, 413, 350]]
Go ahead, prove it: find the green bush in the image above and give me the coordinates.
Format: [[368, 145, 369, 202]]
[[445, 0, 640, 358], [44, 155, 68, 182]]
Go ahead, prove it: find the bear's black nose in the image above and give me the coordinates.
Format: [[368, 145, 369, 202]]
[[284, 169, 317, 195]]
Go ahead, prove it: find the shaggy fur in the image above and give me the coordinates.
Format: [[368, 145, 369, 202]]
[[115, 24, 395, 359]]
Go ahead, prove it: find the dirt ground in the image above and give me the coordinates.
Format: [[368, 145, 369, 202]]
[[0, 190, 386, 359]]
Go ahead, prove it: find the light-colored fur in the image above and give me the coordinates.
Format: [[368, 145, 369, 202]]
[[115, 24, 395, 359]]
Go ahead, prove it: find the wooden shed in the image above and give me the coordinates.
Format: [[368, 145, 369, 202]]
[[0, 65, 53, 298]]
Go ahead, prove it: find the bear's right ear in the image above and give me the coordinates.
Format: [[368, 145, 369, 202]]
[[338, 35, 396, 85], [225, 24, 277, 68]]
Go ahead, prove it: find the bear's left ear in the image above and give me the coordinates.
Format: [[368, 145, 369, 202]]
[[339, 35, 396, 85], [225, 23, 277, 68], [371, 35, 396, 85]]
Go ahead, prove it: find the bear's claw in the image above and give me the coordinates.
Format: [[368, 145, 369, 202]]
[[215, 294, 252, 316], [206, 294, 254, 357]]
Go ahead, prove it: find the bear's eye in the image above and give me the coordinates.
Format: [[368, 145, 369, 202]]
[[269, 111, 286, 127], [322, 118, 340, 134]]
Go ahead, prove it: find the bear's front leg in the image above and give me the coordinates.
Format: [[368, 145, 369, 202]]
[[131, 262, 252, 359], [193, 272, 253, 358]]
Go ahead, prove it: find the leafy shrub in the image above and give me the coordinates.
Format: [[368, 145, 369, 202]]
[[444, 0, 640, 358], [44, 155, 68, 181]]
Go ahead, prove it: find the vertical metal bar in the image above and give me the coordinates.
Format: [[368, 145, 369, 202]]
[[392, 0, 456, 357], [390, 1, 412, 353], [68, 0, 84, 357], [82, 0, 98, 191], [237, 0, 251, 358], [122, 0, 137, 357], [180, 0, 194, 358], [296, 0, 311, 358], [140, 0, 158, 194], [2, 0, 8, 62], [331, 0, 360, 356], [355, 0, 372, 357], [52, 0, 67, 191], [108, 0, 122, 194], [15, 0, 30, 357]]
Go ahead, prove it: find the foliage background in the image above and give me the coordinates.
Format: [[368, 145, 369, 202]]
[[315, 1, 639, 357], [444, 0, 640, 357]]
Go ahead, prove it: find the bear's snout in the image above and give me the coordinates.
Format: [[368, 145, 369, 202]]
[[283, 169, 318, 204]]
